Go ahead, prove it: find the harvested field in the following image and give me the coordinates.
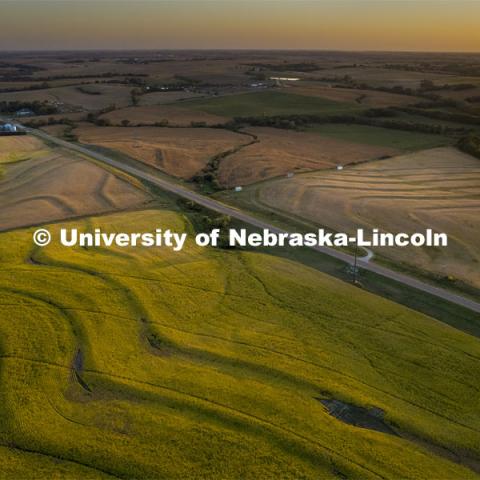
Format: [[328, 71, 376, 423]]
[[0, 81, 41, 89], [99, 105, 229, 126], [257, 147, 480, 289], [218, 127, 398, 187], [309, 67, 480, 89], [29, 61, 163, 79], [0, 135, 149, 230], [39, 124, 70, 137], [285, 83, 420, 107], [0, 78, 129, 90], [76, 125, 247, 179], [0, 135, 47, 164], [0, 84, 133, 111], [25, 57, 248, 83], [435, 86, 480, 101], [25, 112, 86, 123]]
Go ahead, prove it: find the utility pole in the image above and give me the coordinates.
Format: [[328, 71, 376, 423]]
[[353, 243, 358, 284]]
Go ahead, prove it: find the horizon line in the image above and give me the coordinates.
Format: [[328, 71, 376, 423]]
[[1, 47, 480, 55]]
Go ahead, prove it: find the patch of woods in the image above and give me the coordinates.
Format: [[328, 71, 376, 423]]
[[228, 109, 472, 136], [173, 74, 233, 89], [383, 62, 480, 77], [85, 105, 117, 126], [23, 116, 81, 128], [76, 86, 102, 95], [0, 61, 45, 81], [0, 77, 147, 95], [21, 115, 80, 141], [191, 150, 226, 192], [129, 77, 235, 99], [0, 71, 148, 82], [192, 147, 238, 192], [315, 75, 477, 102], [0, 81, 50, 94], [130, 88, 141, 106], [396, 106, 480, 126], [177, 198, 233, 248], [457, 134, 480, 160], [62, 124, 78, 142], [192, 132, 257, 192], [117, 58, 170, 65], [0, 100, 58, 116], [244, 62, 319, 73], [417, 80, 477, 92]]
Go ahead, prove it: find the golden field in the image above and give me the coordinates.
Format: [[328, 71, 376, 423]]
[[256, 147, 480, 289], [0, 84, 133, 111], [217, 127, 398, 187], [75, 125, 249, 179], [0, 207, 479, 478], [284, 83, 420, 107], [0, 135, 149, 231], [99, 105, 229, 127]]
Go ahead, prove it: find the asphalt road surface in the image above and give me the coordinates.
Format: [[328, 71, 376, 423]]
[[26, 126, 480, 314]]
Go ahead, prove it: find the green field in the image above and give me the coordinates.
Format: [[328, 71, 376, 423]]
[[178, 91, 362, 117], [309, 123, 452, 150], [0, 207, 479, 479], [395, 111, 480, 135]]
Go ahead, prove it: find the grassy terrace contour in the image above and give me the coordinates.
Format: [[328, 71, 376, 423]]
[[0, 208, 480, 479]]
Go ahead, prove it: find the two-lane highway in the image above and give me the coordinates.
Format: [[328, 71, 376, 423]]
[[26, 126, 480, 314]]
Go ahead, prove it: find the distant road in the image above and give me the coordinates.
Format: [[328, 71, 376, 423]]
[[26, 126, 480, 314]]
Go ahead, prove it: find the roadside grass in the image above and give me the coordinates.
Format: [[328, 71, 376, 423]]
[[178, 91, 363, 117], [308, 123, 452, 151], [217, 187, 480, 333], [220, 145, 480, 296], [0, 209, 479, 478]]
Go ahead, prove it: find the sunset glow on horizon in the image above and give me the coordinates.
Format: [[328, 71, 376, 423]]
[[1, 0, 479, 52]]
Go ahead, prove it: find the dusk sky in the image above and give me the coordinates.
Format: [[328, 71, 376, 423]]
[[0, 0, 479, 52]]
